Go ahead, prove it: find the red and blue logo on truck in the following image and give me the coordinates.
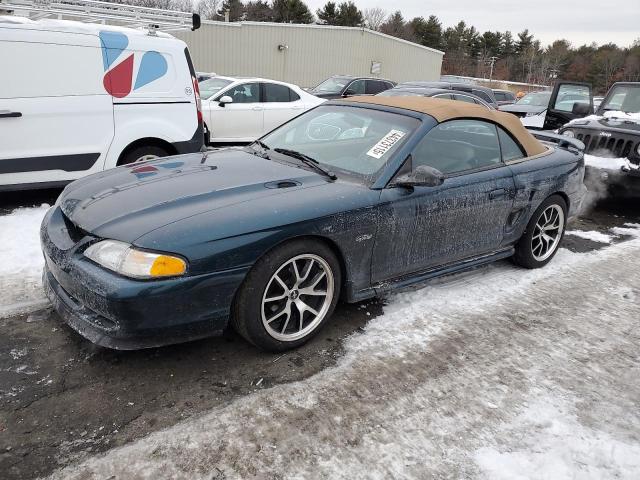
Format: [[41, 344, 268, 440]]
[[99, 31, 168, 98]]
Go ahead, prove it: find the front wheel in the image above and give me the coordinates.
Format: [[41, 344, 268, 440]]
[[231, 240, 341, 351], [513, 194, 567, 269]]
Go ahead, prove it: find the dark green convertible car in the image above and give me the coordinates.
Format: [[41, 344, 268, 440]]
[[41, 96, 587, 351]]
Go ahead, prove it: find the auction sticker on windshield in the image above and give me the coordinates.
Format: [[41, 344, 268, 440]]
[[367, 130, 406, 159]]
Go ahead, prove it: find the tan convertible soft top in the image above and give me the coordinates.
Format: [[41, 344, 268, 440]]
[[344, 96, 547, 158]]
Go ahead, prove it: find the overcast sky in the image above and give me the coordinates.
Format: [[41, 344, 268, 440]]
[[305, 0, 639, 48]]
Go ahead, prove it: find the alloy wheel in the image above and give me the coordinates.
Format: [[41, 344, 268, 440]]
[[261, 254, 334, 342], [531, 204, 565, 262]]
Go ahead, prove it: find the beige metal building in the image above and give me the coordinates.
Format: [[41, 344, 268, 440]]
[[176, 21, 444, 88]]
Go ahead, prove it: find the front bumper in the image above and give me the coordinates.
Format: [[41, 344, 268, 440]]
[[41, 206, 248, 350]]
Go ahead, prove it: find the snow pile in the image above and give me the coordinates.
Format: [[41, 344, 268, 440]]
[[475, 391, 640, 480], [565, 229, 613, 243], [48, 228, 640, 480], [0, 205, 50, 318]]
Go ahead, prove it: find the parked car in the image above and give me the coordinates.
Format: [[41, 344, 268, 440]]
[[398, 81, 499, 108], [0, 16, 204, 191], [501, 82, 593, 130], [196, 71, 216, 82], [199, 76, 324, 143], [593, 96, 605, 112], [377, 86, 494, 109], [492, 89, 517, 106], [42, 96, 586, 351], [309, 75, 396, 99], [499, 91, 551, 121], [559, 82, 640, 188]]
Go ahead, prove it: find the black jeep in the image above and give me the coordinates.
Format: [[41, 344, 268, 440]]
[[559, 82, 640, 174]]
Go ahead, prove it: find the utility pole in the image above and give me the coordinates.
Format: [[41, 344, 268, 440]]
[[488, 56, 498, 86]]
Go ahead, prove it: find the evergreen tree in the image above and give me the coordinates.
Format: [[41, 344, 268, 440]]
[[245, 0, 273, 21], [272, 0, 314, 24], [316, 1, 339, 25], [336, 1, 363, 27]]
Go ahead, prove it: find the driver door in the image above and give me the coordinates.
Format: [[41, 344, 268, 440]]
[[207, 82, 264, 141], [371, 119, 517, 283], [543, 81, 593, 130]]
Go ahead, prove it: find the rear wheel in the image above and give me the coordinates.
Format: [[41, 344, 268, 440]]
[[232, 240, 341, 351], [118, 145, 169, 165], [513, 195, 567, 269]]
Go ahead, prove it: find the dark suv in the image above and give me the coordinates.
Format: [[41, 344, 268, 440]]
[[559, 82, 640, 176], [310, 75, 396, 99]]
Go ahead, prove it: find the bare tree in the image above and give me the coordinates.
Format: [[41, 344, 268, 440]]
[[197, 0, 222, 20], [363, 7, 385, 31]]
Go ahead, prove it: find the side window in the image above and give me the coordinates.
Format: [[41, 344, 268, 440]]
[[226, 82, 260, 103], [494, 92, 506, 101], [473, 89, 493, 103], [345, 79, 366, 95], [452, 94, 476, 104], [553, 84, 590, 112], [497, 127, 526, 162], [411, 120, 502, 175], [365, 80, 387, 95], [264, 83, 297, 102]]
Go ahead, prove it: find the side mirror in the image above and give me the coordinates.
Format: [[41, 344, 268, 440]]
[[219, 95, 233, 107], [395, 165, 445, 188], [571, 102, 590, 116], [343, 89, 356, 97]]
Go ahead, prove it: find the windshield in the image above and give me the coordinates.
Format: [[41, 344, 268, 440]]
[[517, 92, 551, 106], [258, 105, 419, 183], [311, 77, 351, 94], [600, 85, 640, 114], [199, 77, 233, 100]]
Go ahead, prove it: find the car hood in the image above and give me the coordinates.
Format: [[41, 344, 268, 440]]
[[499, 104, 546, 114], [59, 149, 335, 244], [566, 112, 640, 133]]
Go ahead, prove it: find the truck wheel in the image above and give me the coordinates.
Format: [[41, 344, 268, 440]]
[[232, 240, 341, 352], [513, 195, 567, 269], [118, 145, 169, 165]]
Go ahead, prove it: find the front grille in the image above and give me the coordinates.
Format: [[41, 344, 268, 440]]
[[575, 130, 639, 163]]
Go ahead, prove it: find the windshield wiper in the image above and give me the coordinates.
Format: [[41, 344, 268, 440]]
[[274, 148, 337, 180]]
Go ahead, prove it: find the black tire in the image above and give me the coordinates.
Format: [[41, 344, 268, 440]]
[[231, 239, 341, 352], [513, 194, 568, 269], [118, 145, 169, 166]]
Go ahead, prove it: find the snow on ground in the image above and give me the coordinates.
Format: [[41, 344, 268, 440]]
[[49, 227, 640, 480], [0, 205, 50, 318], [565, 229, 613, 243]]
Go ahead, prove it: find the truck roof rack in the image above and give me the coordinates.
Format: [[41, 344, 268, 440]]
[[0, 0, 201, 34]]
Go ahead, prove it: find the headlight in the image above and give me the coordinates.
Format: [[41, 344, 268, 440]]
[[562, 130, 576, 138], [84, 240, 187, 279]]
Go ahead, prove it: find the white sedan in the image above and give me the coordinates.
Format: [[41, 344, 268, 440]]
[[199, 76, 325, 144]]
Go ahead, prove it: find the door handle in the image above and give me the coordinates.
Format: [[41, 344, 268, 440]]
[[0, 110, 22, 118], [489, 188, 507, 200], [252, 106, 264, 111]]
